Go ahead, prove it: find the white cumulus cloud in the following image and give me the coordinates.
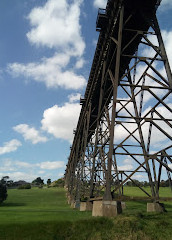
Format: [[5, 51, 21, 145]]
[[27, 0, 85, 56], [7, 0, 86, 90], [13, 124, 48, 144], [0, 140, 22, 155], [41, 102, 81, 143], [93, 0, 107, 8], [159, 0, 172, 10]]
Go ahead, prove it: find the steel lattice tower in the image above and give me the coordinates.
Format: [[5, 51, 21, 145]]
[[65, 0, 172, 209]]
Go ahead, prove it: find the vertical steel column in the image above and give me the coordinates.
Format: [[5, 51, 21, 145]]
[[104, 6, 124, 200], [72, 138, 82, 201], [77, 103, 91, 200], [89, 61, 106, 198]]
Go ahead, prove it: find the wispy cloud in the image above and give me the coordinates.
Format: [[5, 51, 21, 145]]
[[0, 159, 65, 171], [118, 164, 133, 171], [0, 159, 65, 181], [7, 52, 86, 90], [38, 161, 65, 170], [13, 124, 48, 144], [68, 93, 81, 103], [0, 140, 22, 155]]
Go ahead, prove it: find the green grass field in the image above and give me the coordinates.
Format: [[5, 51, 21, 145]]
[[0, 187, 171, 240]]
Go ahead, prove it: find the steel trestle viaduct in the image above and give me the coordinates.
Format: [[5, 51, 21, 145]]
[[65, 0, 172, 214]]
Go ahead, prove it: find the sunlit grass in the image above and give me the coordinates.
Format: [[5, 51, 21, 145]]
[[0, 187, 171, 240], [123, 186, 172, 198], [0, 187, 91, 224]]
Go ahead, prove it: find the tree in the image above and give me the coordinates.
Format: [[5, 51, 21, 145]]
[[0, 183, 7, 204], [160, 180, 169, 187], [47, 179, 51, 186], [18, 184, 31, 189], [6, 180, 14, 187], [51, 178, 65, 187], [0, 176, 9, 185], [32, 177, 44, 186], [0, 176, 8, 204]]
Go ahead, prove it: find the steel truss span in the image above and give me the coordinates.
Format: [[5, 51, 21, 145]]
[[65, 0, 172, 203]]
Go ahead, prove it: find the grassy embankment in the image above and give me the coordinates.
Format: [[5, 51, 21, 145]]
[[0, 187, 171, 240]]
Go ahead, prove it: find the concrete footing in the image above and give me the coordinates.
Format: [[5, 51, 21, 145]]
[[80, 201, 93, 211], [75, 200, 80, 209], [121, 201, 126, 210], [92, 201, 122, 217], [70, 200, 76, 208], [67, 195, 72, 205], [66, 194, 80, 209], [147, 202, 165, 213], [64, 186, 68, 190], [70, 201, 80, 209]]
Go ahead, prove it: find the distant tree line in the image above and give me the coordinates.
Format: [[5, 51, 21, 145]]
[[0, 175, 64, 189], [50, 178, 64, 187], [125, 179, 171, 187]]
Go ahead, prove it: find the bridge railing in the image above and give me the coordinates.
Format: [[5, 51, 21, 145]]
[[96, 8, 108, 32]]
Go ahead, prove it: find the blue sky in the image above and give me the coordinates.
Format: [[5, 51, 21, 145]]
[[0, 0, 171, 183]]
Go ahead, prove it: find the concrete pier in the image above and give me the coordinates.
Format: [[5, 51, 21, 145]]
[[70, 200, 76, 208], [92, 200, 122, 217], [67, 195, 73, 205], [147, 202, 165, 212], [80, 201, 93, 211], [121, 201, 126, 210]]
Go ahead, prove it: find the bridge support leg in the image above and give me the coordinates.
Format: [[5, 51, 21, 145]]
[[104, 5, 124, 201]]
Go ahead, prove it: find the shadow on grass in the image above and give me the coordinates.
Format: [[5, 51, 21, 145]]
[[164, 203, 172, 208], [0, 217, 116, 240], [0, 212, 172, 240], [1, 202, 26, 207], [126, 200, 147, 210]]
